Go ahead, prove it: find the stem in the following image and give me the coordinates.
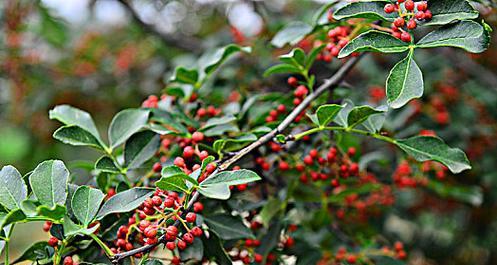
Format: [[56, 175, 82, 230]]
[[90, 234, 115, 257], [294, 126, 396, 145], [4, 239, 9, 265]]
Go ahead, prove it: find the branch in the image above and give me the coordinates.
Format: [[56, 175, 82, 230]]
[[115, 0, 202, 52], [110, 54, 364, 264]]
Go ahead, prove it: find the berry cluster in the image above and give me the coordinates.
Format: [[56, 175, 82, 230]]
[[384, 0, 432, 42], [319, 26, 352, 62], [112, 190, 205, 261]]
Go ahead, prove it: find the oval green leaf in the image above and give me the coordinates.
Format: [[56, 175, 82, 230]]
[[386, 51, 424, 109], [71, 186, 105, 226], [395, 136, 471, 174], [108, 109, 150, 149], [338, 30, 410, 58], [0, 165, 27, 210], [29, 160, 69, 208]]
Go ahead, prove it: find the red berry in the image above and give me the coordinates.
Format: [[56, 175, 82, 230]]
[[309, 149, 319, 158], [417, 1, 427, 11], [171, 256, 181, 265], [197, 108, 207, 117], [424, 10, 432, 20], [183, 233, 194, 244], [166, 226, 179, 237], [193, 202, 204, 212], [191, 226, 203, 237], [277, 104, 286, 113], [401, 32, 412, 42], [166, 241, 176, 250], [183, 146, 195, 158], [43, 221, 52, 232], [191, 131, 204, 142], [394, 17, 405, 28], [185, 212, 196, 223], [415, 11, 425, 20], [346, 254, 357, 264], [284, 237, 295, 248], [347, 147, 356, 157], [144, 227, 157, 238], [404, 0, 414, 11], [174, 157, 185, 167], [48, 236, 58, 247], [384, 4, 395, 13], [164, 197, 175, 208], [177, 240, 187, 250], [279, 161, 290, 171], [407, 19, 417, 30], [63, 256, 73, 265], [152, 196, 162, 206], [205, 163, 216, 173], [287, 76, 298, 87], [254, 253, 263, 263], [237, 183, 248, 191], [303, 155, 313, 165]]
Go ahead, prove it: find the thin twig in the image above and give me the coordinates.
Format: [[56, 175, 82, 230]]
[[110, 54, 364, 264]]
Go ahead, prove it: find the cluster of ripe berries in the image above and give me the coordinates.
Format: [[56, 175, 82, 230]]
[[329, 241, 407, 264], [112, 189, 205, 263], [229, 214, 298, 264], [297, 147, 359, 185], [393, 156, 448, 188], [317, 26, 352, 62], [44, 223, 76, 265], [288, 76, 309, 122], [384, 0, 432, 42]]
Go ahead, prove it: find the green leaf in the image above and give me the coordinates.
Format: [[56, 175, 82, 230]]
[[423, 0, 479, 26], [338, 30, 410, 58], [11, 241, 53, 264], [395, 136, 471, 173], [0, 165, 27, 210], [200, 115, 237, 131], [36, 204, 66, 220], [271, 21, 313, 48], [259, 197, 282, 227], [280, 48, 306, 67], [333, 0, 396, 21], [213, 134, 257, 153], [333, 100, 354, 127], [96, 188, 153, 219], [95, 156, 120, 174], [362, 111, 386, 133], [305, 44, 326, 69], [347, 106, 384, 128], [49, 105, 101, 143], [29, 160, 69, 208], [426, 180, 482, 206], [201, 169, 261, 187], [156, 166, 198, 193], [201, 44, 251, 75], [263, 64, 301, 77], [53, 125, 104, 150], [180, 238, 204, 261], [124, 131, 160, 169], [386, 51, 424, 109], [0, 209, 26, 229], [63, 215, 99, 237], [202, 123, 239, 137], [416, 20, 490, 53], [204, 214, 254, 240], [108, 109, 150, 149], [71, 186, 105, 226], [198, 184, 231, 200], [37, 3, 67, 47], [315, 104, 343, 127], [201, 231, 232, 265], [170, 67, 199, 85]]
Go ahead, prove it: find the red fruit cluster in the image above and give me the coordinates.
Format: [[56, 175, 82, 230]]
[[265, 103, 287, 123], [298, 147, 360, 185], [384, 0, 432, 42], [315, 26, 353, 62], [111, 189, 205, 260], [287, 77, 310, 122]]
